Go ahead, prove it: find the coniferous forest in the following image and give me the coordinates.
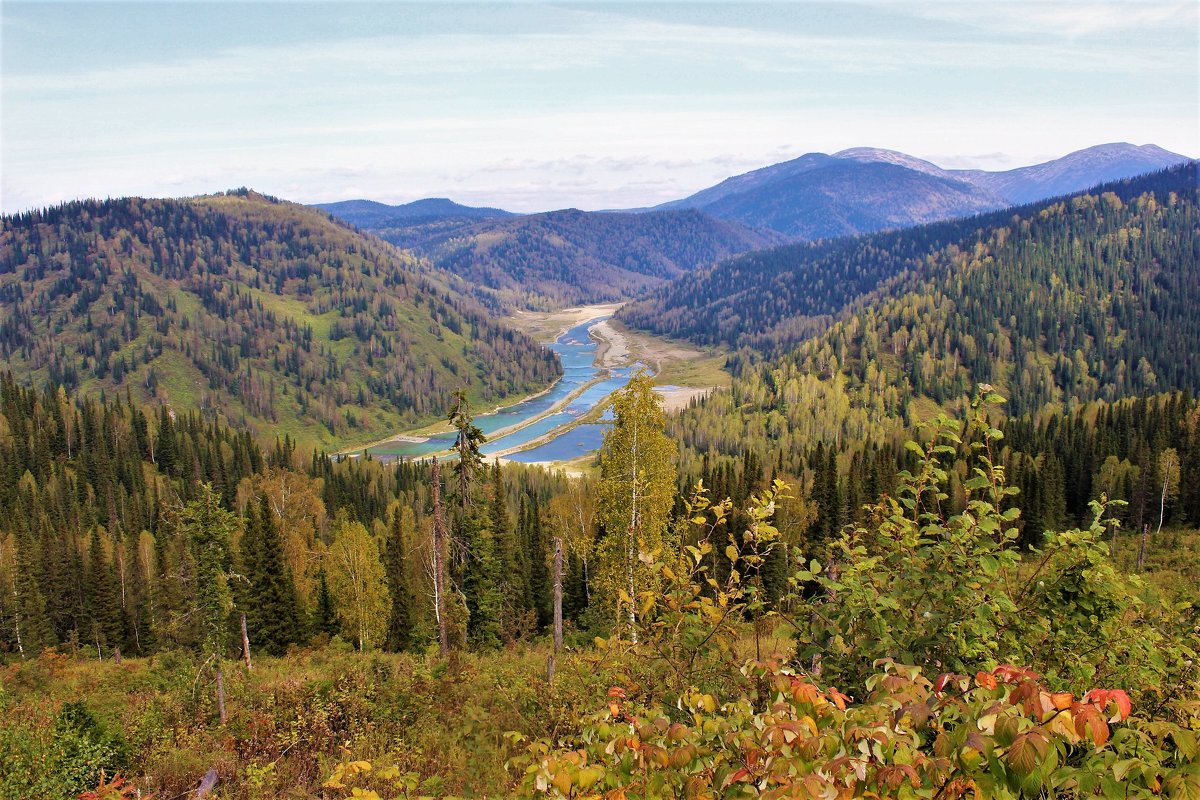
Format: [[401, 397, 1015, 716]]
[[2, 7, 1199, 794]]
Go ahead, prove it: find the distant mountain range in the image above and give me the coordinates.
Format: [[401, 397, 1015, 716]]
[[620, 162, 1199, 355], [657, 142, 1191, 239], [320, 205, 785, 309], [314, 197, 513, 228], [316, 142, 1191, 306]]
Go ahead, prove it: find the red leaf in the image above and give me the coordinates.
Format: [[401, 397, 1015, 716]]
[[1084, 689, 1132, 722]]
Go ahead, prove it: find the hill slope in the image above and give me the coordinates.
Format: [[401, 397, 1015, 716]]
[[362, 207, 787, 309], [621, 165, 1198, 353], [667, 164, 1199, 462], [0, 190, 561, 448]]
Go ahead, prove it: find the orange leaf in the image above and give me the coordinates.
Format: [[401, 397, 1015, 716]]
[[1006, 730, 1049, 776], [975, 671, 998, 690], [827, 688, 851, 710], [1074, 705, 1110, 747], [1050, 692, 1073, 710]]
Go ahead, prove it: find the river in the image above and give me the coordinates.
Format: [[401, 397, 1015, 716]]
[[362, 315, 634, 463]]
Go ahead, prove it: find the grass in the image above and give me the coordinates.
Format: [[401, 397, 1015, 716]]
[[0, 640, 611, 800]]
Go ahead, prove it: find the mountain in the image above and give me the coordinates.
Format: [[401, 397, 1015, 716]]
[[834, 142, 1191, 206], [661, 164, 1198, 470], [950, 142, 1192, 205], [623, 164, 1198, 356], [654, 143, 1190, 240], [0, 189, 561, 448], [315, 197, 514, 228], [656, 154, 1004, 239], [356, 207, 787, 309]]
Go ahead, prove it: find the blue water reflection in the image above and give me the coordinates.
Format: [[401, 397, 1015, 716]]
[[364, 316, 636, 462]]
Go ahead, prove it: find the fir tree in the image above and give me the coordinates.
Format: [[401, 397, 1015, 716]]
[[384, 507, 413, 651], [84, 530, 123, 656]]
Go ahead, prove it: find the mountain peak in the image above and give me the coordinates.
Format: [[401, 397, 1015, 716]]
[[832, 147, 951, 178]]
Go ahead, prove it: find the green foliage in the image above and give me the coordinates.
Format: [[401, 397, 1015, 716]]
[[0, 193, 561, 448], [790, 391, 1197, 699], [326, 518, 389, 651], [597, 371, 678, 640], [0, 695, 130, 800]]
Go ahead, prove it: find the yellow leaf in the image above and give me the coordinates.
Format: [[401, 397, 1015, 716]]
[[551, 770, 573, 795]]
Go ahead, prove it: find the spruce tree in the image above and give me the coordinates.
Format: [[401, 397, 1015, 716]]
[[312, 568, 338, 637], [244, 496, 300, 654], [384, 507, 413, 651], [84, 530, 123, 656]]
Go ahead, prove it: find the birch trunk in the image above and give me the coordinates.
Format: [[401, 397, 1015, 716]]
[[240, 613, 252, 671], [431, 457, 450, 656]]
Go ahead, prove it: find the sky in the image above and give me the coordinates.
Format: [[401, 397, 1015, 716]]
[[2, 1, 1197, 214]]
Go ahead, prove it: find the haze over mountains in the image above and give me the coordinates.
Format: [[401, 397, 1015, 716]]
[[317, 143, 1190, 307]]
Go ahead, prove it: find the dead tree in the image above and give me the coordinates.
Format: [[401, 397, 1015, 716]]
[[431, 457, 450, 657]]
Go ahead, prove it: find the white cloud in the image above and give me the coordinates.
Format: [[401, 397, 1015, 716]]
[[906, 1, 1197, 38]]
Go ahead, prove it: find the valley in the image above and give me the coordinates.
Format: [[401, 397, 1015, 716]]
[[355, 302, 728, 471]]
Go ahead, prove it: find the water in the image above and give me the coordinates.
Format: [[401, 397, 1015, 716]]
[[364, 316, 635, 462]]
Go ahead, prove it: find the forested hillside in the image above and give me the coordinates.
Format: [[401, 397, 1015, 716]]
[[346, 207, 786, 309], [663, 164, 1199, 550], [0, 191, 560, 448], [623, 164, 1198, 356]]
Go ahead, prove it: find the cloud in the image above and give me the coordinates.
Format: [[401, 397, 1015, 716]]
[[906, 1, 1197, 39]]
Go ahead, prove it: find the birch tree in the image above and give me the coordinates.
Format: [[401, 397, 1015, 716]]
[[596, 372, 676, 642], [326, 518, 388, 651]]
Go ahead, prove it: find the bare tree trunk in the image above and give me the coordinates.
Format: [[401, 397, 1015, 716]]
[[431, 457, 450, 657], [12, 589, 23, 658], [553, 537, 564, 652], [113, 647, 122, 665], [240, 613, 252, 671], [193, 767, 218, 798], [1156, 479, 1168, 539], [215, 666, 228, 725], [1137, 523, 1149, 572]]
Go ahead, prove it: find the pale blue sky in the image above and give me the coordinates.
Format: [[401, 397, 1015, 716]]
[[2, 1, 1196, 213]]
